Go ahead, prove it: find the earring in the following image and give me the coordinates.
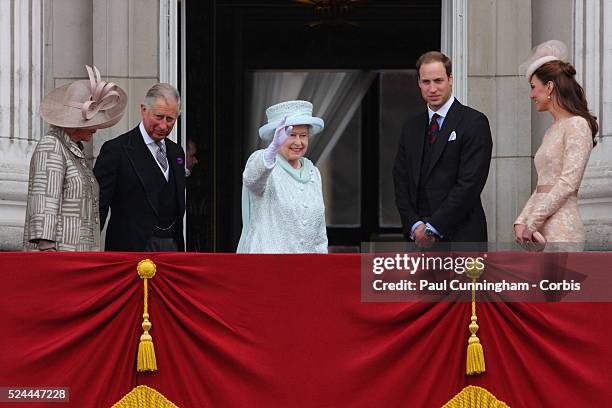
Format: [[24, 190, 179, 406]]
[[547, 95, 551, 100]]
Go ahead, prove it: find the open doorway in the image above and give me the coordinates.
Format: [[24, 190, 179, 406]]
[[185, 0, 441, 252]]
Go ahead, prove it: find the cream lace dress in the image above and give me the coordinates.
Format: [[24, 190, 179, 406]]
[[515, 116, 593, 246]]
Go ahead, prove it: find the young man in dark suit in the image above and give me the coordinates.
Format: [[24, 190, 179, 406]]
[[393, 51, 492, 245], [94, 84, 186, 251]]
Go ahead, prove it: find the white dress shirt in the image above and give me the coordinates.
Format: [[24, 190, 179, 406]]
[[427, 94, 455, 130]]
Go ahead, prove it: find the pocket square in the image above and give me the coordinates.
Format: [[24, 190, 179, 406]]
[[448, 131, 457, 141]]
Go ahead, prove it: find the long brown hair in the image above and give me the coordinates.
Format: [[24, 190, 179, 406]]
[[533, 60, 599, 146]]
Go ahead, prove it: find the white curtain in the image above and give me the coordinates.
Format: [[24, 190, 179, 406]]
[[247, 70, 376, 165]]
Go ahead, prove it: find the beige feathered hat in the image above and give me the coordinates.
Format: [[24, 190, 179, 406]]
[[40, 65, 127, 129]]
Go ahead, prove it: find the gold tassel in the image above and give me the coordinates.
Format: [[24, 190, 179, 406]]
[[137, 259, 157, 372], [465, 264, 486, 376], [466, 296, 485, 375]]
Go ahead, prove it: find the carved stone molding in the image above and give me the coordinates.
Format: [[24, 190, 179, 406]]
[[574, 0, 612, 248], [441, 0, 468, 104], [0, 0, 43, 250]]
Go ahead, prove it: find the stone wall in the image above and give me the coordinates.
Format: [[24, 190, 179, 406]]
[[574, 1, 612, 248], [0, 0, 44, 250], [467, 0, 533, 244]]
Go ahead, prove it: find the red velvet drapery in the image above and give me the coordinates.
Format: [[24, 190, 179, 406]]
[[0, 252, 611, 407]]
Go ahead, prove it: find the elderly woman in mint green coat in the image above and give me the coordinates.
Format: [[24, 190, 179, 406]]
[[237, 100, 328, 254]]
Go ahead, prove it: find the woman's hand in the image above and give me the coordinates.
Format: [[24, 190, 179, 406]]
[[271, 117, 292, 148], [514, 224, 526, 243], [515, 224, 543, 251], [514, 224, 533, 250], [37, 239, 56, 252], [263, 117, 293, 166], [521, 227, 534, 242]]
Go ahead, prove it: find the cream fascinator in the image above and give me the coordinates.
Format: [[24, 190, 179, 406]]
[[40, 65, 127, 129], [519, 40, 568, 79]]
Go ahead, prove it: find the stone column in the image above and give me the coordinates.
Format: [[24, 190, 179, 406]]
[[92, 0, 178, 151], [91, 0, 161, 153], [0, 0, 44, 250], [441, 0, 468, 104], [467, 0, 533, 244], [44, 0, 94, 156], [574, 0, 612, 248], [531, 0, 574, 152]]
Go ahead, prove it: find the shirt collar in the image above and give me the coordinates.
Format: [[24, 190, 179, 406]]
[[428, 95, 455, 121], [139, 122, 164, 147]]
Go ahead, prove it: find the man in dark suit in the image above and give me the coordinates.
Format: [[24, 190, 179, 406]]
[[393, 51, 492, 244], [94, 83, 185, 251]]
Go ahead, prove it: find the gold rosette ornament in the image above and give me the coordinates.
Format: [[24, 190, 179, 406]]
[[137, 259, 157, 372], [465, 260, 486, 375], [112, 385, 178, 408], [443, 386, 509, 408]]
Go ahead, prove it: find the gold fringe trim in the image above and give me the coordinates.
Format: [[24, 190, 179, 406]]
[[442, 385, 510, 408], [137, 259, 157, 372], [111, 385, 179, 408]]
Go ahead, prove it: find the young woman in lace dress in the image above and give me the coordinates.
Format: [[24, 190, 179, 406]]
[[514, 41, 599, 250]]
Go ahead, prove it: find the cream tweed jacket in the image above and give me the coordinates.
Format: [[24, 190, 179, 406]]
[[23, 126, 101, 251]]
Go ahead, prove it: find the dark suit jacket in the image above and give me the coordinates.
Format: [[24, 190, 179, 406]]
[[393, 99, 492, 242], [94, 126, 186, 251]]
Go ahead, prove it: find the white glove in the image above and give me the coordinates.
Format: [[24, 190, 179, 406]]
[[263, 117, 293, 166]]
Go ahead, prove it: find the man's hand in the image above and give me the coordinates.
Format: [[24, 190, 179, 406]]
[[414, 224, 436, 248]]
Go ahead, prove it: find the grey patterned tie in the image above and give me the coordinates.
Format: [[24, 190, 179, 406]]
[[155, 140, 168, 172]]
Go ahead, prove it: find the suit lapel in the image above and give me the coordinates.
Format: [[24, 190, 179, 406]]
[[166, 140, 186, 215], [123, 127, 161, 216], [424, 99, 464, 179], [411, 111, 429, 188]]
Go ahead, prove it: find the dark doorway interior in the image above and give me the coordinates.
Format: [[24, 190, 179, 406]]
[[186, 0, 441, 252]]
